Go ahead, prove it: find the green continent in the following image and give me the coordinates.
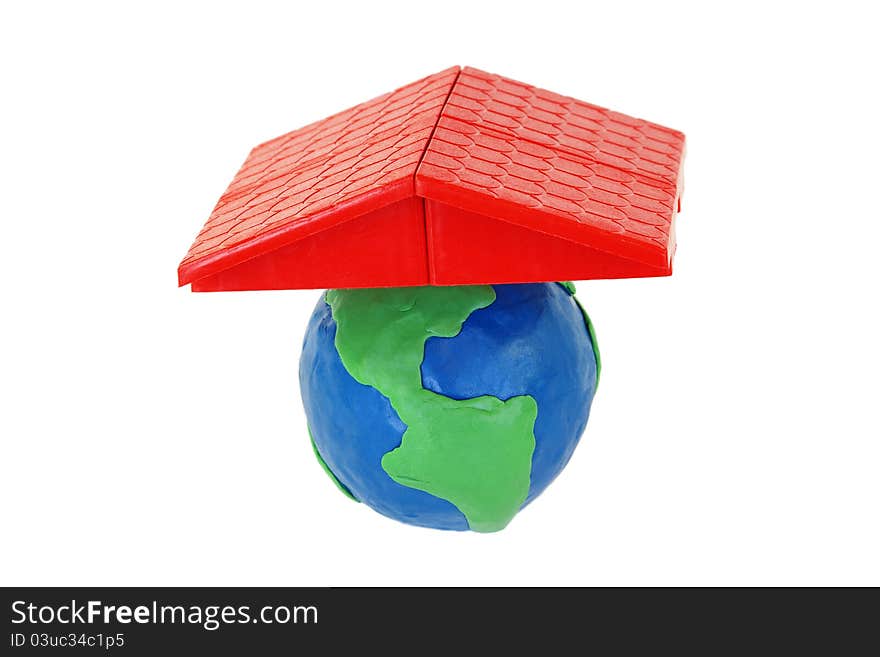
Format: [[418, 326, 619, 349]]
[[325, 286, 538, 532], [382, 390, 537, 532]]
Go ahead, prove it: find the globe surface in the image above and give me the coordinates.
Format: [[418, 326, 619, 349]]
[[300, 282, 599, 532]]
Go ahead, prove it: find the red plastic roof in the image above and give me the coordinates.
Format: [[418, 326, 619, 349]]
[[179, 66, 685, 288]]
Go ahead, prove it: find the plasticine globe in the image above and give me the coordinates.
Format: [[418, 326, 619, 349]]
[[299, 282, 600, 532]]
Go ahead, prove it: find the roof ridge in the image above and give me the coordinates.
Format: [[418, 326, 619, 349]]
[[414, 66, 462, 187]]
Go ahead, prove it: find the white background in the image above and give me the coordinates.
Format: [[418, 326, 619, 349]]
[[1, 1, 878, 586]]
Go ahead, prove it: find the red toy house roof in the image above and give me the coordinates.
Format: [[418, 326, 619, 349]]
[[178, 66, 685, 291]]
